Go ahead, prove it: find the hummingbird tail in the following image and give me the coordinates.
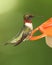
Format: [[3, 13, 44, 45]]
[[4, 42, 15, 46]]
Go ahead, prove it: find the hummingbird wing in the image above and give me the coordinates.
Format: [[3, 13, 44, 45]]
[[14, 32, 29, 46], [5, 25, 31, 46], [45, 36, 52, 48]]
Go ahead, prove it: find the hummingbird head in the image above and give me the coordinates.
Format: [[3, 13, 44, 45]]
[[24, 14, 34, 23], [24, 14, 34, 30]]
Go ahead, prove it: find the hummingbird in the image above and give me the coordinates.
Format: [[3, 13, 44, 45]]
[[5, 14, 34, 46]]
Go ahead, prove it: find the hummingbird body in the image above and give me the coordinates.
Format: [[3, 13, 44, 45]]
[[6, 14, 34, 46]]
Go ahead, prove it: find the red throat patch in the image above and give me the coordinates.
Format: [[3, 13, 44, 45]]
[[24, 20, 32, 23]]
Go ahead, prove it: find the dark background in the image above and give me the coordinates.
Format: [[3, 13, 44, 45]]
[[0, 0, 52, 65]]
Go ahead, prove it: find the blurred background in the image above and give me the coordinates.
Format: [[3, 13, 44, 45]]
[[0, 0, 52, 65]]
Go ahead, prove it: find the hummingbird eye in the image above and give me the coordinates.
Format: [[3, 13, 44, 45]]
[[24, 14, 34, 20], [28, 17, 32, 19], [28, 15, 34, 19]]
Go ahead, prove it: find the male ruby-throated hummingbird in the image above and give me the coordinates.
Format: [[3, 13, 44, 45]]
[[5, 14, 34, 46]]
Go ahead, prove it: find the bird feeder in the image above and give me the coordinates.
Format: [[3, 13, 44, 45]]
[[29, 17, 52, 48]]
